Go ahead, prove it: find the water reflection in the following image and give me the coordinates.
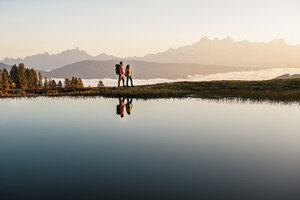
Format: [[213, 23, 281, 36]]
[[1, 97, 300, 199], [116, 98, 133, 118], [126, 98, 133, 115]]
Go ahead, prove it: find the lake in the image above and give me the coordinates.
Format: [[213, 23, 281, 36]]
[[1, 97, 300, 199]]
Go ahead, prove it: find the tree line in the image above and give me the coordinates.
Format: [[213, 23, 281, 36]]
[[0, 63, 84, 90]]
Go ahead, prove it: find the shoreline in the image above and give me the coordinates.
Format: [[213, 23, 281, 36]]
[[1, 79, 300, 102]]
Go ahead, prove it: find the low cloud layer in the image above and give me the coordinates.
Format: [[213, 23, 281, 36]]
[[54, 68, 300, 87]]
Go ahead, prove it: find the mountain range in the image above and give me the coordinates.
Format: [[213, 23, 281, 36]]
[[0, 62, 11, 70], [1, 59, 255, 79], [2, 37, 300, 71], [1, 60, 296, 80], [1, 48, 117, 71], [137, 37, 300, 68], [42, 60, 253, 79]]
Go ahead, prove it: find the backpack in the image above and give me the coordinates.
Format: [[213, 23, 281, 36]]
[[115, 64, 120, 75], [125, 68, 130, 76]]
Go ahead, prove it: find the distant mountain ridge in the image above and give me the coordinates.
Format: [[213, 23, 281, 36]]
[[134, 37, 300, 68], [0, 63, 12, 70], [2, 60, 255, 80], [1, 48, 117, 71], [2, 37, 300, 71], [42, 60, 255, 79]]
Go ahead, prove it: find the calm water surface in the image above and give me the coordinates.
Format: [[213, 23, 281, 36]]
[[1, 97, 300, 200]]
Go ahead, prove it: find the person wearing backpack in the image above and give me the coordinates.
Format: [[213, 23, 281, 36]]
[[117, 61, 125, 87], [125, 65, 134, 87]]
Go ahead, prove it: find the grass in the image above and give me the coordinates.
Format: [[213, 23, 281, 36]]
[[1, 79, 300, 101]]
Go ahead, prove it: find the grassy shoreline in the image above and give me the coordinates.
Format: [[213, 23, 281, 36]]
[[1, 79, 300, 101]]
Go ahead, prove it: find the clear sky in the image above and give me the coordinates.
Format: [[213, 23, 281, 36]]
[[0, 0, 299, 60]]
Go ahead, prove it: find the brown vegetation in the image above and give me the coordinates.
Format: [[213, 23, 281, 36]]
[[2, 78, 300, 102]]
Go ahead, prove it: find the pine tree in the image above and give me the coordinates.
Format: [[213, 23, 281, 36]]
[[2, 72, 9, 90], [58, 80, 63, 88], [18, 63, 28, 89], [64, 78, 71, 88], [25, 68, 32, 88], [44, 77, 49, 89], [75, 78, 79, 88], [28, 69, 38, 88], [2, 68, 9, 81], [0, 69, 2, 90], [10, 65, 19, 84], [65, 78, 72, 88], [78, 78, 84, 88], [38, 72, 43, 88], [50, 80, 57, 89], [71, 77, 75, 88]]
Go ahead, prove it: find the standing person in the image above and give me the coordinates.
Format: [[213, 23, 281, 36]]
[[117, 61, 125, 87], [125, 65, 134, 87]]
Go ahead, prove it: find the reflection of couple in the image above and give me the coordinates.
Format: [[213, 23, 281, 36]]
[[116, 98, 133, 118]]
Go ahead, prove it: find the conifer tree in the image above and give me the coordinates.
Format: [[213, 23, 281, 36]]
[[10, 65, 19, 84], [0, 69, 2, 90], [27, 69, 38, 88], [2, 68, 9, 80], [78, 78, 84, 88], [71, 77, 76, 88], [2, 72, 9, 90], [25, 68, 32, 88], [64, 78, 71, 88], [75, 78, 79, 88], [50, 80, 57, 89], [58, 80, 63, 88], [18, 63, 28, 89], [44, 77, 49, 89], [38, 72, 43, 88]]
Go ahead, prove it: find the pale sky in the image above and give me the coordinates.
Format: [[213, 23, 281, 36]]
[[0, 0, 299, 60]]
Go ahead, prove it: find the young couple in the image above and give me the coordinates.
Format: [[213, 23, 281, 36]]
[[116, 61, 134, 87]]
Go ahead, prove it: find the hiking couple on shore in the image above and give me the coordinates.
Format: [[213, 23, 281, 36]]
[[115, 61, 134, 87]]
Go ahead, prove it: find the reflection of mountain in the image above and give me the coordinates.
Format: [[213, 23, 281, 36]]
[[43, 60, 254, 79], [134, 37, 300, 68], [1, 49, 117, 71]]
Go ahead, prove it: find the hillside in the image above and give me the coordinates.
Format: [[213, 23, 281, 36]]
[[275, 74, 300, 79], [43, 60, 255, 79]]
